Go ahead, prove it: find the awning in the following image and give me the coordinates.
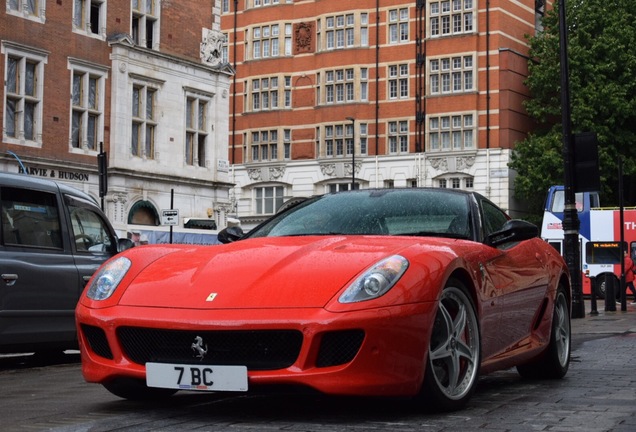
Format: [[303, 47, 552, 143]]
[[184, 218, 217, 230]]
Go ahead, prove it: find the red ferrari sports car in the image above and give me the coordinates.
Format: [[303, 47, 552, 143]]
[[76, 188, 571, 411]]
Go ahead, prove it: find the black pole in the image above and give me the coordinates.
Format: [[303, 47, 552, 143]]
[[346, 117, 355, 189], [619, 159, 626, 311], [170, 189, 174, 244], [558, 0, 584, 318]]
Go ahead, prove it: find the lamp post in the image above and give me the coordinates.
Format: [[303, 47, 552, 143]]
[[346, 117, 355, 190], [558, 0, 584, 318]]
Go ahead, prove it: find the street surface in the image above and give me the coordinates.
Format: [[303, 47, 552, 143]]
[[1, 300, 635, 432]]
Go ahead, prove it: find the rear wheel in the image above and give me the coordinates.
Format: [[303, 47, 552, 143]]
[[103, 378, 177, 400], [517, 287, 571, 379], [420, 280, 480, 411]]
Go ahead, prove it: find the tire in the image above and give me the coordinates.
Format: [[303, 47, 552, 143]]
[[420, 280, 481, 412], [103, 377, 178, 400], [517, 287, 571, 379]]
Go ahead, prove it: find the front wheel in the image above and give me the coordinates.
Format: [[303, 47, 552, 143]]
[[420, 280, 481, 411], [517, 287, 571, 379], [103, 378, 178, 400]]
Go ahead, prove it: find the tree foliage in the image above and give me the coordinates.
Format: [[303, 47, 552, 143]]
[[510, 0, 636, 216]]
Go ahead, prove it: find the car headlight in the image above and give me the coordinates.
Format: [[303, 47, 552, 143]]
[[339, 255, 409, 303], [86, 256, 132, 300]]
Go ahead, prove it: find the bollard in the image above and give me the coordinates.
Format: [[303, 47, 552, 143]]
[[589, 277, 598, 315], [604, 274, 616, 312]]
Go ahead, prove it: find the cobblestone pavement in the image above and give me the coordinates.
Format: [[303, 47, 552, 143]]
[[2, 299, 636, 432]]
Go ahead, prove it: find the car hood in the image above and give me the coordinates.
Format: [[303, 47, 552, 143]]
[[118, 236, 431, 309]]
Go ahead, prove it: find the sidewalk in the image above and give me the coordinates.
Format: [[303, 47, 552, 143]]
[[572, 298, 636, 335]]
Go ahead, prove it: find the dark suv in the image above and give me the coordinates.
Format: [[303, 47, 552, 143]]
[[0, 172, 132, 354]]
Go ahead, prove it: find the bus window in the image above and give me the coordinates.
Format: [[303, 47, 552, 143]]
[[585, 241, 626, 264], [548, 241, 562, 254], [550, 190, 586, 213]]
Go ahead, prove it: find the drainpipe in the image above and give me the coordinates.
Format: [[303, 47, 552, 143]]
[[486, 0, 491, 198], [375, 0, 380, 155], [231, 0, 238, 164]]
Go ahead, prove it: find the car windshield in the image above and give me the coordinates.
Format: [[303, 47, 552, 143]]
[[246, 189, 472, 239]]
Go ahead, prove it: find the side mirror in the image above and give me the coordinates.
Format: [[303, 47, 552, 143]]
[[218, 226, 244, 244], [486, 219, 538, 247], [118, 238, 135, 252]]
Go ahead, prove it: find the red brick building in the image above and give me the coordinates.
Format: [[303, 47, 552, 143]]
[[1, 1, 233, 239], [221, 0, 548, 228]]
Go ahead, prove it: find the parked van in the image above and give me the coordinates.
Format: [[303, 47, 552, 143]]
[[0, 172, 133, 354]]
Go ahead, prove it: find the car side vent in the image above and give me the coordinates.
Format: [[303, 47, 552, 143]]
[[81, 324, 113, 360], [316, 330, 365, 367]]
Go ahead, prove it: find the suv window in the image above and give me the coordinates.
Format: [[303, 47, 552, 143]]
[[67, 197, 114, 253], [1, 187, 62, 249]]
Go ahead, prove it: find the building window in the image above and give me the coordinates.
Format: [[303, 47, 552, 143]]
[[131, 84, 157, 159], [250, 24, 291, 60], [283, 129, 291, 159], [255, 186, 284, 215], [185, 97, 208, 167], [132, 0, 159, 49], [328, 182, 356, 193], [429, 55, 474, 95], [221, 0, 230, 13], [389, 8, 409, 44], [250, 130, 279, 162], [321, 123, 367, 158], [438, 176, 474, 190], [252, 0, 285, 7], [3, 44, 46, 146], [222, 32, 229, 64], [388, 121, 409, 154], [250, 76, 287, 112], [388, 64, 409, 99], [73, 0, 106, 37], [317, 12, 367, 51], [428, 113, 475, 152], [317, 68, 366, 105], [7, 0, 46, 22], [429, 0, 475, 38], [70, 62, 106, 152]]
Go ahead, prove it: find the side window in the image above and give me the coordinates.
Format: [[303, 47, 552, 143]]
[[1, 187, 63, 249], [481, 199, 509, 237], [68, 203, 113, 253]]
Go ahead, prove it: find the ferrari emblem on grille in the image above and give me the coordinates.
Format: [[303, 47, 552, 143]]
[[191, 336, 208, 360]]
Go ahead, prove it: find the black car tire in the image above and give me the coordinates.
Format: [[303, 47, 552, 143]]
[[420, 279, 481, 411], [517, 286, 571, 379], [103, 377, 178, 400]]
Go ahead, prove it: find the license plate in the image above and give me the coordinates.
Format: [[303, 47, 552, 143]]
[[146, 362, 248, 392]]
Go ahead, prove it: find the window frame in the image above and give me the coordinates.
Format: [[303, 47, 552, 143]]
[[2, 42, 47, 148]]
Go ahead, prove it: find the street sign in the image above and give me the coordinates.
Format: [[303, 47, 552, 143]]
[[161, 209, 179, 226]]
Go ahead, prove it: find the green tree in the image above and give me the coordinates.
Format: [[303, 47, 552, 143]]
[[510, 0, 636, 218]]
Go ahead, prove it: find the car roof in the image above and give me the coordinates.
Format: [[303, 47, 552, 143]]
[[0, 171, 97, 203]]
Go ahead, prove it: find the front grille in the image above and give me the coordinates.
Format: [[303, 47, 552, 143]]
[[81, 324, 113, 360], [117, 327, 303, 370], [316, 330, 365, 367]]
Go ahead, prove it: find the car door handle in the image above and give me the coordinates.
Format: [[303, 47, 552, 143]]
[[1, 273, 18, 286]]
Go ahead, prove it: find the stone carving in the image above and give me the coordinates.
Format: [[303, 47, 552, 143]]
[[248, 168, 262, 181], [200, 29, 226, 66], [320, 163, 337, 177], [295, 22, 313, 53], [269, 166, 285, 179], [429, 157, 448, 171], [456, 156, 476, 170]]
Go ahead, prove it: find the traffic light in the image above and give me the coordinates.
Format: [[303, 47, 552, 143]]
[[573, 132, 601, 193]]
